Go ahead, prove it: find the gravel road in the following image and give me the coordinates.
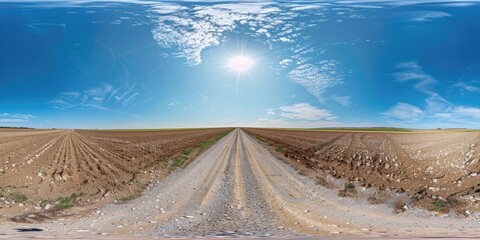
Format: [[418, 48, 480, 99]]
[[1, 128, 479, 239]]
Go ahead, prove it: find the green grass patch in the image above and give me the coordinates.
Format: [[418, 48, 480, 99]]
[[170, 130, 233, 169], [9, 192, 27, 203], [56, 197, 73, 209], [432, 200, 445, 211], [182, 148, 192, 155], [55, 192, 85, 210], [172, 155, 189, 168], [275, 146, 285, 152]]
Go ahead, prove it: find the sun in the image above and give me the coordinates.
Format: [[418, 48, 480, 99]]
[[227, 55, 254, 72]]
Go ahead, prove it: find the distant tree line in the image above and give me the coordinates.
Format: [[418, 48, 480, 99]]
[[0, 126, 34, 129]]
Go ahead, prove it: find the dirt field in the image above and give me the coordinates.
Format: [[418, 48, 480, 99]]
[[0, 129, 478, 239], [244, 128, 480, 214], [0, 128, 231, 220]]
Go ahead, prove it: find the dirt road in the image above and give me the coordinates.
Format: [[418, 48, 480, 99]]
[[1, 129, 479, 238]]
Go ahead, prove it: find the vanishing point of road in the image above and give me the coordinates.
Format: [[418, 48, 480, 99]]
[[1, 129, 479, 239]]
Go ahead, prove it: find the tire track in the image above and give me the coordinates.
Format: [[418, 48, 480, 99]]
[[1, 128, 479, 239]]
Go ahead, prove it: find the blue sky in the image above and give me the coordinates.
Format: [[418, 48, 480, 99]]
[[1, 0, 480, 129]]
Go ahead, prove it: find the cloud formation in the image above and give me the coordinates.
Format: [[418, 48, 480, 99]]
[[332, 95, 351, 106], [435, 106, 480, 125], [0, 113, 36, 123], [287, 61, 343, 100], [453, 82, 480, 93], [148, 2, 346, 100], [406, 11, 452, 22], [387, 61, 480, 127], [279, 102, 336, 121], [394, 61, 436, 91], [51, 84, 139, 117], [381, 102, 423, 121], [150, 2, 283, 65]]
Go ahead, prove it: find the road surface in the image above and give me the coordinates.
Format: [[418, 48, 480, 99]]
[[1, 129, 479, 239]]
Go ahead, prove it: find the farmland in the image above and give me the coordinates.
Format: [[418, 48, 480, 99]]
[[0, 128, 478, 238], [0, 128, 231, 218], [244, 128, 480, 213]]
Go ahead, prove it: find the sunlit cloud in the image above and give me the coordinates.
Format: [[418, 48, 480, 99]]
[[288, 60, 343, 100], [381, 102, 423, 121], [150, 2, 282, 65], [279, 58, 292, 67], [279, 102, 336, 121], [148, 1, 345, 101]]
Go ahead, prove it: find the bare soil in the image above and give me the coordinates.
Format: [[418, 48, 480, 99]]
[[0, 128, 231, 220], [243, 128, 480, 214], [0, 129, 478, 239]]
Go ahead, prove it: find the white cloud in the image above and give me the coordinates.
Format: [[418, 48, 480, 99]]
[[200, 94, 208, 102], [407, 11, 452, 22], [390, 62, 477, 125], [51, 84, 139, 117], [0, 113, 36, 123], [332, 95, 351, 106], [451, 106, 480, 119], [453, 82, 480, 93], [287, 60, 343, 100], [279, 58, 292, 67], [425, 92, 453, 113], [279, 102, 336, 121], [0, 119, 29, 123], [148, 2, 343, 100], [394, 61, 436, 91], [434, 106, 480, 126], [150, 2, 283, 65], [60, 91, 80, 99], [84, 84, 113, 99], [442, 2, 477, 7], [168, 101, 179, 107], [279, 37, 293, 42], [289, 4, 327, 11], [337, 0, 477, 7], [381, 102, 423, 121], [152, 3, 187, 14], [266, 108, 275, 115], [254, 118, 342, 128]]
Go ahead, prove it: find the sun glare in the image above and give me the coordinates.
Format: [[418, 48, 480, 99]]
[[227, 55, 254, 72]]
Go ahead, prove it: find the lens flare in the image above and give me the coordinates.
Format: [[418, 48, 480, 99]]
[[227, 55, 253, 72]]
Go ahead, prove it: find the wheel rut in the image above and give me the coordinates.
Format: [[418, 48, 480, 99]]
[[1, 129, 479, 239]]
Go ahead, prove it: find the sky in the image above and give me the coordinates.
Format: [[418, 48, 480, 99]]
[[1, 0, 480, 129]]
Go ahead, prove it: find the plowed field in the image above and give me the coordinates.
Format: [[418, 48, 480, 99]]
[[244, 128, 480, 213], [0, 128, 231, 217]]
